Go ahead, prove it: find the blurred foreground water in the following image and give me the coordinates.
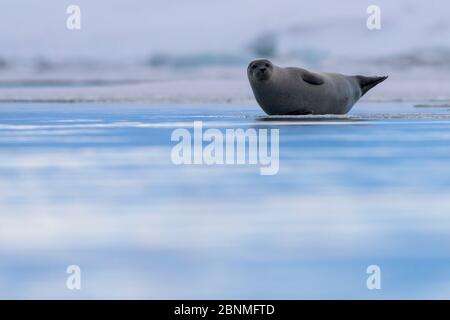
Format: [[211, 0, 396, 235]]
[[1, 102, 450, 299]]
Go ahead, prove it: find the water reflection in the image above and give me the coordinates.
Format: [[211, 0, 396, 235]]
[[1, 102, 450, 299]]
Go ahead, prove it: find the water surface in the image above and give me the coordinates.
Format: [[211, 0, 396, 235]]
[[1, 102, 450, 299]]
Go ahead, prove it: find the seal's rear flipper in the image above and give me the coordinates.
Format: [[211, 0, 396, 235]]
[[356, 75, 388, 96]]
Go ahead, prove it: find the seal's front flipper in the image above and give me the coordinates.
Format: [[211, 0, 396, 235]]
[[356, 75, 388, 96], [301, 71, 325, 85]]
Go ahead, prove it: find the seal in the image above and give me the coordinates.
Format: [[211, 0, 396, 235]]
[[247, 59, 388, 115]]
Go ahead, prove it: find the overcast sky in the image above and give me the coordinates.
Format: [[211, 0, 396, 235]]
[[1, 0, 449, 60]]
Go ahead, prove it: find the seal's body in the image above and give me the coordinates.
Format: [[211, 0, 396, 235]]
[[247, 59, 388, 115]]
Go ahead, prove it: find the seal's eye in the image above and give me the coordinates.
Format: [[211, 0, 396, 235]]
[[265, 63, 270, 68], [251, 65, 257, 70]]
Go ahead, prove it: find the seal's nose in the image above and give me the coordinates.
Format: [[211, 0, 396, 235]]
[[259, 67, 267, 73]]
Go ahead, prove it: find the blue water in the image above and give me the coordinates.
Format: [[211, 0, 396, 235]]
[[1, 102, 450, 299]]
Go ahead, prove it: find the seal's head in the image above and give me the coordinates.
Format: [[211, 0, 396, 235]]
[[248, 59, 273, 82]]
